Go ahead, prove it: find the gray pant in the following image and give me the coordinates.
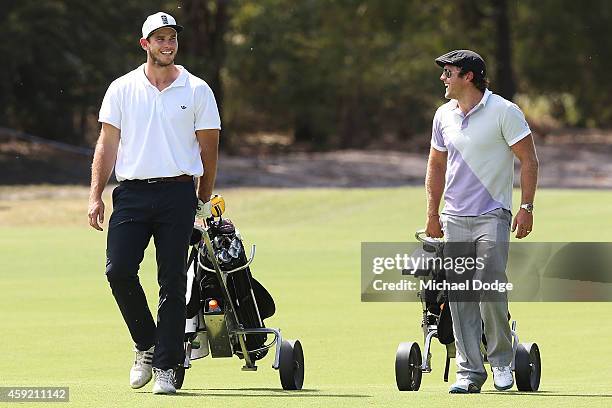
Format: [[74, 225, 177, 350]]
[[441, 208, 513, 386]]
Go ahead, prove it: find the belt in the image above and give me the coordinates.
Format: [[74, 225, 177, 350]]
[[122, 175, 194, 184]]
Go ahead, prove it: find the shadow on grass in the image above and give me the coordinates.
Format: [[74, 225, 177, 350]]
[[165, 388, 371, 398], [205, 388, 321, 392], [480, 391, 612, 398]]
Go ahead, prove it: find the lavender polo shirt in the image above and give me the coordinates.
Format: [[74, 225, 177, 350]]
[[431, 89, 531, 216]]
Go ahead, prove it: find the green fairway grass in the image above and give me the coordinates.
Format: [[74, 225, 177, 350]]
[[1, 187, 611, 407]]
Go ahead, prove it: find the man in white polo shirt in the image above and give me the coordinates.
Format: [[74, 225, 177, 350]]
[[424, 50, 538, 393], [87, 11, 221, 394]]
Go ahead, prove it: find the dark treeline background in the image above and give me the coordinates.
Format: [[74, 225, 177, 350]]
[[1, 0, 611, 150]]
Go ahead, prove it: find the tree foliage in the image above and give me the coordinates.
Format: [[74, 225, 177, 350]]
[[1, 0, 610, 148]]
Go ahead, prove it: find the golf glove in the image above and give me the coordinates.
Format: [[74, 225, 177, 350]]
[[196, 199, 212, 219]]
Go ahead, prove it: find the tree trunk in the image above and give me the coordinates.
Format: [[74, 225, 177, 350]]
[[493, 0, 516, 100], [181, 1, 230, 145]]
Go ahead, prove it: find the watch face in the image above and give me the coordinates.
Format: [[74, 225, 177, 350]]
[[522, 204, 533, 212]]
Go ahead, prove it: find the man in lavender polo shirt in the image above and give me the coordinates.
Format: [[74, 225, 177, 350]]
[[424, 50, 539, 393]]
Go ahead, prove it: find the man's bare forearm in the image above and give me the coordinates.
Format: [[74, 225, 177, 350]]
[[196, 130, 220, 202], [426, 159, 446, 216], [510, 135, 539, 205], [89, 125, 119, 200], [519, 157, 538, 204], [197, 153, 217, 201]]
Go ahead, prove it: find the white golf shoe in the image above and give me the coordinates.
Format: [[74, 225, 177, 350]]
[[152, 368, 176, 394], [492, 366, 514, 391], [129, 346, 154, 389], [449, 378, 481, 394]]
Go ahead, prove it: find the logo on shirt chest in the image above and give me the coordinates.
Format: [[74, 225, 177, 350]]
[[164, 102, 192, 123]]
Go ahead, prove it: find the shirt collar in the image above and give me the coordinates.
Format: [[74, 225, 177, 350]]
[[139, 64, 187, 89], [450, 88, 492, 114], [480, 88, 492, 106], [172, 66, 188, 87]]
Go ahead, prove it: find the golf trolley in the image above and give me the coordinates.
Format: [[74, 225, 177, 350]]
[[176, 196, 304, 390], [395, 230, 541, 392]]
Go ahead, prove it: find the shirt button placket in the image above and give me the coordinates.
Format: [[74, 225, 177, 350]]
[[155, 95, 163, 113]]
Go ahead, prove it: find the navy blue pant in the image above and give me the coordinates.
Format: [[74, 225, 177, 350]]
[[105, 180, 197, 369]]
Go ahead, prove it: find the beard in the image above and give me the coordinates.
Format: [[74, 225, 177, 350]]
[[148, 49, 175, 67]]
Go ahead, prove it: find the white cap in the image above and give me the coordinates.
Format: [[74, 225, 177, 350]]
[[141, 12, 183, 39]]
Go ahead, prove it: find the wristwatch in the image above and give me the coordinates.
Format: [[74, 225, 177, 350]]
[[520, 203, 534, 213]]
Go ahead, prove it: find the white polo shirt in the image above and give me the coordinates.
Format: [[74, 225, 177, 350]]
[[99, 64, 221, 181], [431, 89, 531, 216]]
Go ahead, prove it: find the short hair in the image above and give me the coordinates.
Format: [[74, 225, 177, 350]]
[[459, 68, 489, 92]]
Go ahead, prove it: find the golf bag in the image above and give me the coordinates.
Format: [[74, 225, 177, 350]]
[[414, 238, 511, 348], [413, 240, 455, 345], [186, 218, 276, 360]]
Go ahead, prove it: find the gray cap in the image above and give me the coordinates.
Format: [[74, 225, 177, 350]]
[[435, 49, 486, 77]]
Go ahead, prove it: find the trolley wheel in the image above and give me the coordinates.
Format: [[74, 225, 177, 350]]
[[515, 342, 541, 391], [395, 342, 422, 391], [279, 339, 304, 390], [174, 366, 186, 390]]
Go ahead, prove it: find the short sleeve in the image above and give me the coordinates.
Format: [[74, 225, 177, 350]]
[[502, 103, 531, 146], [430, 109, 447, 152], [195, 84, 221, 131], [98, 81, 122, 129]]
